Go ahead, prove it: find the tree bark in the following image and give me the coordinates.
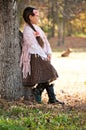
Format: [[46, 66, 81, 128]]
[[56, 2, 64, 46], [51, 1, 55, 37], [0, 0, 23, 100]]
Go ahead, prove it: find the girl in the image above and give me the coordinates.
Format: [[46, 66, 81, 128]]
[[20, 6, 64, 105]]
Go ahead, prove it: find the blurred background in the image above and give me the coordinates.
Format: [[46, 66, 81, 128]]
[[18, 0, 86, 51]]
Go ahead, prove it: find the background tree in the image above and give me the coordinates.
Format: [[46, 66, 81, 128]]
[[0, 0, 23, 100]]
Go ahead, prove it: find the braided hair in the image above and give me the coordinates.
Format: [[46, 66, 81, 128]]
[[23, 6, 44, 48]]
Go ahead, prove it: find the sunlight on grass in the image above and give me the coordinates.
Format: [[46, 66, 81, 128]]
[[72, 33, 86, 37]]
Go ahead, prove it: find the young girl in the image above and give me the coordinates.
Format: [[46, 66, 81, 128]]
[[20, 6, 64, 105]]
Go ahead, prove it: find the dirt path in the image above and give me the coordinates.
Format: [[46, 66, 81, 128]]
[[43, 52, 86, 106]]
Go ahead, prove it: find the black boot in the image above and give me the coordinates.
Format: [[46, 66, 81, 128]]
[[32, 84, 45, 104], [24, 87, 34, 101], [45, 84, 64, 105]]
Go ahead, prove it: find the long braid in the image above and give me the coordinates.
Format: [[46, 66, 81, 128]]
[[28, 21, 44, 48]]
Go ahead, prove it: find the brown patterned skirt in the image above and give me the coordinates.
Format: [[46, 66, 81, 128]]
[[23, 54, 58, 87]]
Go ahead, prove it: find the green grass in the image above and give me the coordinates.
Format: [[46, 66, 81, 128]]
[[0, 106, 86, 130]]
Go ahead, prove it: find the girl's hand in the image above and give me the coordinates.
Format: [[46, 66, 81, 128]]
[[47, 54, 51, 61]]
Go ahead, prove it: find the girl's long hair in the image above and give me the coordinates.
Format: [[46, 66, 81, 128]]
[[23, 7, 44, 48]]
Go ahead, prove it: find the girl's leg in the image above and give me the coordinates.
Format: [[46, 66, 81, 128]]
[[33, 82, 64, 105], [44, 83, 64, 105], [32, 83, 45, 104], [24, 87, 34, 102]]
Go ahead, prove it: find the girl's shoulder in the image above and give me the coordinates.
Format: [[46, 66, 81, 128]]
[[23, 25, 33, 35], [23, 25, 32, 31]]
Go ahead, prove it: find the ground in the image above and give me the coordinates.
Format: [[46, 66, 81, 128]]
[[42, 36, 86, 109]]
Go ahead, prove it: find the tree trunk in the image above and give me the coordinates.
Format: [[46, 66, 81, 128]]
[[56, 2, 64, 46], [0, 0, 23, 100], [67, 21, 72, 36], [51, 1, 55, 37], [57, 21, 64, 46]]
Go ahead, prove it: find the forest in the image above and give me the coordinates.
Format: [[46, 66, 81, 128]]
[[0, 0, 86, 130], [19, 0, 86, 45]]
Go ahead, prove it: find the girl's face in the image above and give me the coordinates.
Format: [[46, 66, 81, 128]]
[[29, 15, 39, 24], [29, 10, 39, 24]]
